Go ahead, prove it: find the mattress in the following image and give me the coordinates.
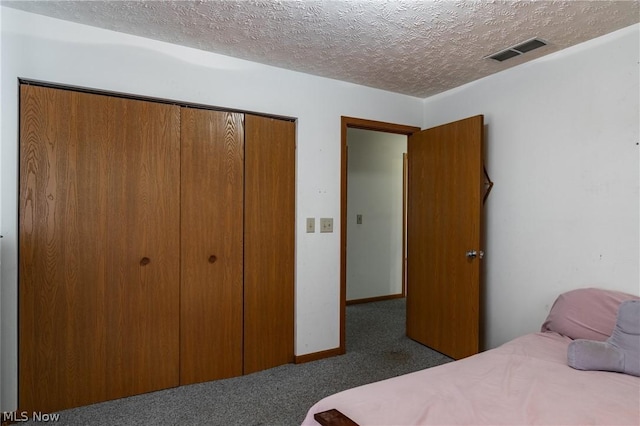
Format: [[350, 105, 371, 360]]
[[302, 331, 640, 425]]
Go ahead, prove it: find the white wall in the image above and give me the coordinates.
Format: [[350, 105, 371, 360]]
[[422, 24, 640, 349], [0, 7, 424, 411], [346, 129, 407, 300]]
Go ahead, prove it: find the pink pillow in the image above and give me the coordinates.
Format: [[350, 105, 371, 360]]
[[541, 288, 640, 341]]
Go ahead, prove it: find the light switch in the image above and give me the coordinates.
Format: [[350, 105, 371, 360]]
[[356, 214, 363, 224], [320, 218, 333, 233], [306, 217, 315, 233]]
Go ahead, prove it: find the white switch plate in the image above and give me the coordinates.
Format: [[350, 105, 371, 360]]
[[320, 218, 333, 233], [306, 217, 315, 233]]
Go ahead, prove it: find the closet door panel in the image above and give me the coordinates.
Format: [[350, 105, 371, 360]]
[[244, 115, 295, 374], [19, 85, 110, 412], [180, 108, 244, 384], [19, 85, 181, 413], [105, 97, 181, 398]]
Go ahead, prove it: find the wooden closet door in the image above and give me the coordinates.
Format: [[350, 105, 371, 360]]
[[105, 94, 181, 398], [244, 115, 295, 374], [180, 108, 244, 384], [19, 85, 181, 413]]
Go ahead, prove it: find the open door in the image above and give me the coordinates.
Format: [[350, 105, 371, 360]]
[[406, 115, 484, 360]]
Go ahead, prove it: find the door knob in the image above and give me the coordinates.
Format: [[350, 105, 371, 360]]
[[140, 257, 151, 266], [208, 255, 218, 264], [466, 250, 484, 259]]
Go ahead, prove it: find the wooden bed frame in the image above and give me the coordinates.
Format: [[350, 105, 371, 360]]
[[314, 409, 359, 426]]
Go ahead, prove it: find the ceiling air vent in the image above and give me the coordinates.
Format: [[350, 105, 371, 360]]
[[486, 38, 547, 62]]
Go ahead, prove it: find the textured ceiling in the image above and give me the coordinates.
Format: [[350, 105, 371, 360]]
[[3, 0, 639, 98]]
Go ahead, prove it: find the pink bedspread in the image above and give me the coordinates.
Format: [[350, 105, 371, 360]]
[[302, 332, 640, 425]]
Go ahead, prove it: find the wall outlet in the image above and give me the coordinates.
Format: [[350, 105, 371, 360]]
[[320, 218, 333, 233], [306, 217, 315, 233]]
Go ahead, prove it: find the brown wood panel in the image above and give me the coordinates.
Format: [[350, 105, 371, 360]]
[[19, 85, 108, 413], [180, 108, 244, 384], [19, 85, 180, 413], [402, 152, 408, 297], [406, 115, 484, 360], [243, 114, 295, 374], [314, 409, 360, 426], [105, 95, 181, 398]]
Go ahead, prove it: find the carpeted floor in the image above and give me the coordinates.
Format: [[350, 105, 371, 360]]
[[28, 298, 451, 425]]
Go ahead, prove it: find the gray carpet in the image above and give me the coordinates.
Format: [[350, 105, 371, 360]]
[[30, 298, 452, 425]]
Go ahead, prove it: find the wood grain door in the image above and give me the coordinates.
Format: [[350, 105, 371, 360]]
[[406, 115, 484, 360], [243, 114, 295, 374], [19, 85, 181, 413], [180, 108, 245, 384]]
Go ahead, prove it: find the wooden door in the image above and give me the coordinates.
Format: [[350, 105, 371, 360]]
[[19, 85, 181, 413], [406, 115, 484, 360], [180, 108, 245, 384], [243, 114, 295, 374]]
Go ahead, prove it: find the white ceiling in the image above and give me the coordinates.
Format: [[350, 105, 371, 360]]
[[3, 0, 639, 98]]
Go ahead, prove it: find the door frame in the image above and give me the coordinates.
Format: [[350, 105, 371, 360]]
[[339, 116, 421, 354]]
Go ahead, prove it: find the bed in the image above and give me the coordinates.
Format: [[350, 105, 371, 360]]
[[302, 288, 640, 425]]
